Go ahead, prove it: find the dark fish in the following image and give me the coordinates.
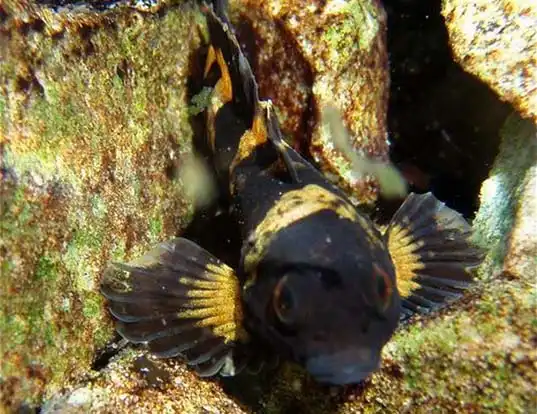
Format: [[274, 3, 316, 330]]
[[100, 1, 484, 385]]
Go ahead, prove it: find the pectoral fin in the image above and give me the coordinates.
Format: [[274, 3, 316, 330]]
[[385, 193, 484, 317], [100, 238, 247, 376]]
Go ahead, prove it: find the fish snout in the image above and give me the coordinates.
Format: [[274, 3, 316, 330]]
[[305, 347, 381, 385]]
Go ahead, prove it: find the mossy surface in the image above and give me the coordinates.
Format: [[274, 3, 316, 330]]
[[473, 113, 537, 278], [324, 0, 381, 64], [1, 0, 201, 409], [2, 1, 535, 412]]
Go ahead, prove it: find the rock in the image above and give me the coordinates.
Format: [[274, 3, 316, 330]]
[[443, 0, 537, 122], [1, 0, 202, 409], [228, 0, 390, 205], [41, 350, 246, 413], [473, 112, 537, 281]]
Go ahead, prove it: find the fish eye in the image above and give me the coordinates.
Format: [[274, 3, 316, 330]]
[[373, 264, 393, 311], [272, 274, 296, 325]]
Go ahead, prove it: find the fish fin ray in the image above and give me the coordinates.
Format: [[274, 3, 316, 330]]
[[263, 102, 339, 188], [386, 193, 484, 317], [100, 237, 246, 375]]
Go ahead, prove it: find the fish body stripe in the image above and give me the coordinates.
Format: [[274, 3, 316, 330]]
[[243, 184, 359, 272]]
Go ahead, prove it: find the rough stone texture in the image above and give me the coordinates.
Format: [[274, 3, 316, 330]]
[[41, 350, 247, 414], [474, 113, 537, 281], [442, 0, 537, 122], [2, 0, 536, 412], [1, 0, 201, 409], [229, 0, 390, 205]]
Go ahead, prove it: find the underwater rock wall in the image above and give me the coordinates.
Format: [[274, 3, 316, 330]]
[[227, 0, 391, 205], [1, 0, 536, 412], [1, 0, 201, 408]]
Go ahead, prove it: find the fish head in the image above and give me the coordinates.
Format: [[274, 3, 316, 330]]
[[242, 209, 401, 385]]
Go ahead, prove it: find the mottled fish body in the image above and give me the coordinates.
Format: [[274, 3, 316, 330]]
[[101, 1, 483, 385]]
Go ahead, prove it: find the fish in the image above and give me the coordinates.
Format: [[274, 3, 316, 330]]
[[100, 0, 484, 385]]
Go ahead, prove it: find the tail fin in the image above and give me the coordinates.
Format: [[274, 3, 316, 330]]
[[385, 193, 484, 318], [100, 238, 246, 377], [202, 3, 258, 123]]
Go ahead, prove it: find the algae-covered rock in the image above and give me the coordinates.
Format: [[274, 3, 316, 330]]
[[41, 350, 247, 414], [1, 0, 203, 409], [473, 113, 537, 281], [2, 0, 536, 412], [442, 0, 537, 122]]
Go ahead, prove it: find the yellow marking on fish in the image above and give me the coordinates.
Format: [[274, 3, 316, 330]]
[[214, 48, 233, 104], [386, 223, 424, 298], [204, 46, 233, 150], [229, 108, 269, 176], [243, 184, 359, 272], [206, 90, 223, 151], [356, 214, 385, 250], [178, 263, 247, 343], [204, 45, 217, 78]]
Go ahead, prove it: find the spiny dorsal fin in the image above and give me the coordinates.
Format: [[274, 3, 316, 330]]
[[385, 193, 484, 317], [262, 101, 350, 189]]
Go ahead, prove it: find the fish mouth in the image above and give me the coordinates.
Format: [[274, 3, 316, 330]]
[[305, 347, 380, 385]]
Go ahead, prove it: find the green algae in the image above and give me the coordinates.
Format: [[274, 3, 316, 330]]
[[324, 0, 380, 62], [148, 215, 164, 243], [473, 113, 537, 275], [34, 255, 60, 283], [1, 1, 202, 409], [189, 86, 213, 116], [382, 281, 535, 412]]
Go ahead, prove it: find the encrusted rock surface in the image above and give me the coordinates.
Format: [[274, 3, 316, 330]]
[[42, 350, 247, 414], [443, 0, 537, 122], [1, 0, 201, 408], [474, 113, 537, 281], [1, 0, 536, 412]]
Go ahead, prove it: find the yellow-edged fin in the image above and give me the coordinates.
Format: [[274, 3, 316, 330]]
[[203, 5, 259, 155], [385, 192, 484, 317], [100, 238, 247, 377], [205, 45, 234, 151]]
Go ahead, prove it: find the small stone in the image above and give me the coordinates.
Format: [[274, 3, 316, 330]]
[[66, 388, 92, 406]]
